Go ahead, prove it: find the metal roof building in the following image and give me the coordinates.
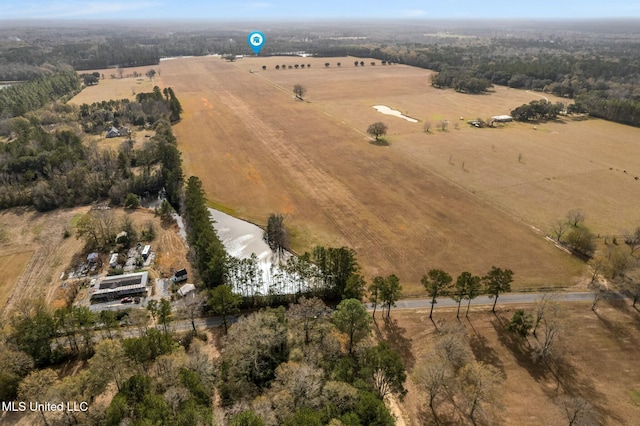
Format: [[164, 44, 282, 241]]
[[91, 271, 149, 302]]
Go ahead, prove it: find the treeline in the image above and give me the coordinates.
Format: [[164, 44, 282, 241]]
[[183, 176, 227, 288], [511, 100, 565, 121], [0, 115, 182, 212], [0, 71, 80, 118], [576, 94, 640, 127]]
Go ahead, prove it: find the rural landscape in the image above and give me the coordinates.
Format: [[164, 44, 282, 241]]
[[1, 12, 640, 426]]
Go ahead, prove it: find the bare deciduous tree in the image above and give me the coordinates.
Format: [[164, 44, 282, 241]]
[[551, 218, 570, 242], [589, 281, 605, 312], [458, 361, 503, 425], [623, 227, 640, 255], [413, 355, 453, 418], [557, 395, 596, 426], [287, 297, 332, 345], [532, 301, 563, 363], [566, 209, 586, 227], [532, 293, 556, 338]]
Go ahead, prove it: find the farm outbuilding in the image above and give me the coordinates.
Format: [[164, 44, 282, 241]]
[[90, 271, 149, 302], [172, 268, 188, 283], [178, 283, 196, 297], [492, 115, 513, 122]]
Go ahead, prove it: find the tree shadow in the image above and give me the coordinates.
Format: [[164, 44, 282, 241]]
[[489, 314, 548, 383], [370, 138, 390, 146], [416, 404, 461, 426], [549, 354, 623, 425], [468, 330, 505, 375], [602, 293, 640, 327], [593, 305, 640, 349], [378, 315, 415, 369]]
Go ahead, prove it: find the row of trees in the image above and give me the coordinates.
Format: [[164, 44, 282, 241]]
[[183, 176, 227, 288], [367, 267, 513, 322]]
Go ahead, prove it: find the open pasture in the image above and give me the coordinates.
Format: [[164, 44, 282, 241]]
[[150, 55, 600, 294], [70, 64, 158, 104], [380, 301, 640, 425]]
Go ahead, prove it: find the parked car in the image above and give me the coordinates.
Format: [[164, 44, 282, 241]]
[[121, 297, 133, 303]]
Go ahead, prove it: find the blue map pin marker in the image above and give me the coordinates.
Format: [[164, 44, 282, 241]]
[[248, 31, 265, 55]]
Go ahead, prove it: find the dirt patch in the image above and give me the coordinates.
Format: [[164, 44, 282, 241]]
[[376, 301, 640, 425]]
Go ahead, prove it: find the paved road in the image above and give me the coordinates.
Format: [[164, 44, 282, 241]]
[[77, 290, 626, 342], [179, 291, 625, 332], [377, 291, 612, 312]]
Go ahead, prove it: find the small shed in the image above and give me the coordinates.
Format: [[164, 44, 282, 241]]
[[172, 268, 188, 283], [178, 283, 196, 297]]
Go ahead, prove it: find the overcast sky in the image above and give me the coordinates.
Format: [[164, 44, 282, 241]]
[[3, 0, 640, 20]]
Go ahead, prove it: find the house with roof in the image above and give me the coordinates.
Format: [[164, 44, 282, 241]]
[[106, 126, 120, 138]]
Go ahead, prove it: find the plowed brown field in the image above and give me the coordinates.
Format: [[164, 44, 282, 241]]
[[74, 55, 640, 294], [153, 56, 600, 294]]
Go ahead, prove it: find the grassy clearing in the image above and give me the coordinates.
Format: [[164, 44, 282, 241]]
[[377, 300, 640, 425], [0, 251, 34, 310]]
